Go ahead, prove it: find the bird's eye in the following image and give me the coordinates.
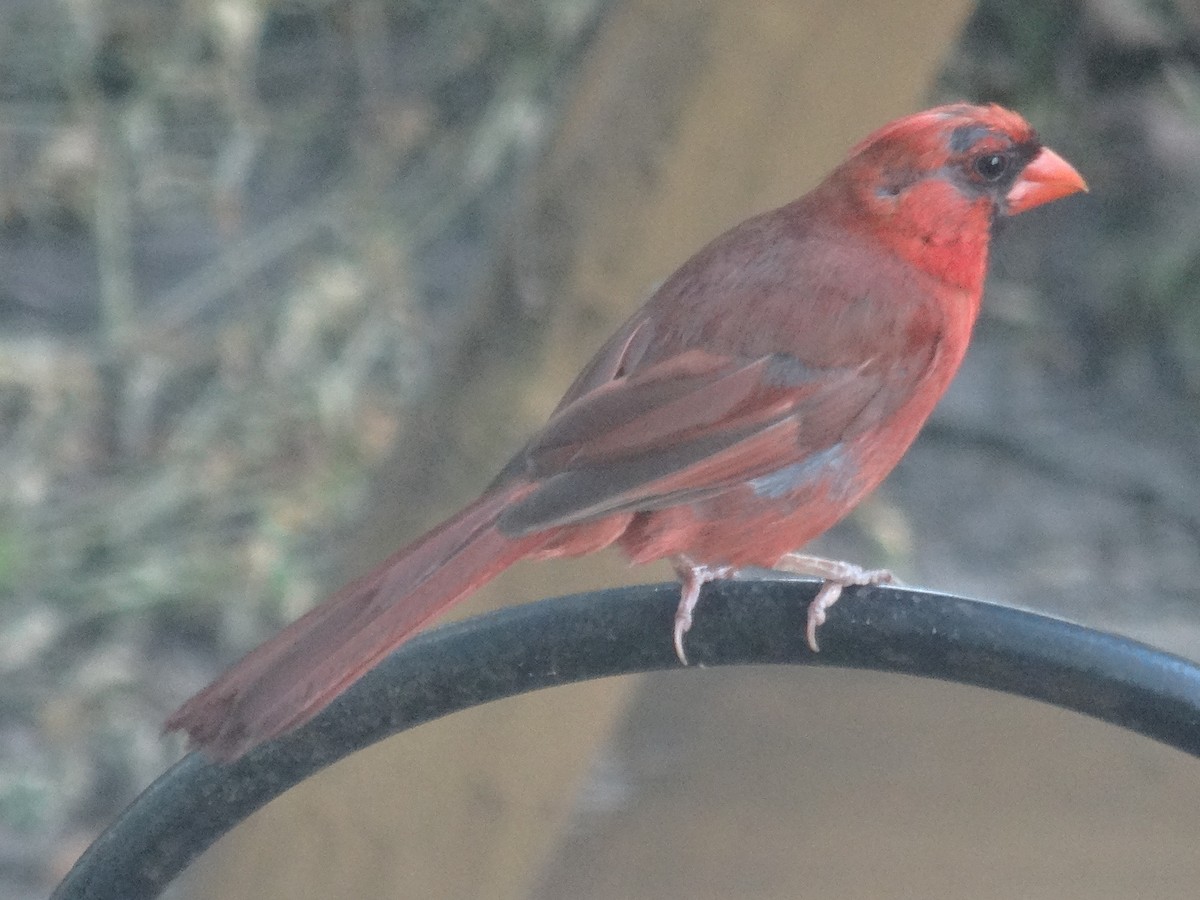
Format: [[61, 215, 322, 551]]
[[973, 153, 1009, 180]]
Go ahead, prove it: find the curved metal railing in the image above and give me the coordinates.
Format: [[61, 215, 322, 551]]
[[52, 579, 1200, 900]]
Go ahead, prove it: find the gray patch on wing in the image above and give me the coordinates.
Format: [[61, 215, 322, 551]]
[[746, 444, 856, 501], [763, 354, 820, 387]]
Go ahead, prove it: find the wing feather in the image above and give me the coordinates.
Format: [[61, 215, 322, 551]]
[[498, 351, 888, 534]]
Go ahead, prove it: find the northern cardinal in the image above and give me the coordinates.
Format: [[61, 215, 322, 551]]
[[168, 103, 1085, 760]]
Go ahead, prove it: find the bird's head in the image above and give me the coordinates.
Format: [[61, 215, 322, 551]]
[[820, 103, 1087, 288], [846, 103, 1086, 216]]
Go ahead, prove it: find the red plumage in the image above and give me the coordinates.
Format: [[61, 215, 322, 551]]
[[167, 103, 1086, 760]]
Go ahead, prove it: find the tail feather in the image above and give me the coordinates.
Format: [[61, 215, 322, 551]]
[[165, 483, 540, 760]]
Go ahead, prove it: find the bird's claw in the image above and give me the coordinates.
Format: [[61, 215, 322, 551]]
[[805, 580, 841, 652], [673, 605, 693, 665], [671, 558, 735, 666], [774, 554, 897, 652]]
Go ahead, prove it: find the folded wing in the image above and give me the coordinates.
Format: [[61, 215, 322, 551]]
[[498, 347, 897, 534]]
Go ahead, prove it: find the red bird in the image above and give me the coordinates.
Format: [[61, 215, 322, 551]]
[[168, 103, 1086, 760]]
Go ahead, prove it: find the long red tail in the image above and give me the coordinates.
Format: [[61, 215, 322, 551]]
[[165, 483, 541, 760]]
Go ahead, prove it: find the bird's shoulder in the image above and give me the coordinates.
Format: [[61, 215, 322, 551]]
[[634, 202, 955, 370]]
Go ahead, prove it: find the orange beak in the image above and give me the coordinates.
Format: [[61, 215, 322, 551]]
[[1006, 146, 1088, 215]]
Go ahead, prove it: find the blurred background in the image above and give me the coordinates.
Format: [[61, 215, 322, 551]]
[[5, 0, 1200, 897]]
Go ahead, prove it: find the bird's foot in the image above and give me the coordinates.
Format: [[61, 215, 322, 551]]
[[671, 556, 735, 666], [773, 553, 897, 652]]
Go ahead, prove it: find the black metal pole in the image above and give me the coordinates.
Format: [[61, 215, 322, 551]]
[[51, 579, 1200, 900]]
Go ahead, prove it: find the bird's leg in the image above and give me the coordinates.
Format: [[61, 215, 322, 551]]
[[772, 553, 896, 652], [670, 556, 735, 666]]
